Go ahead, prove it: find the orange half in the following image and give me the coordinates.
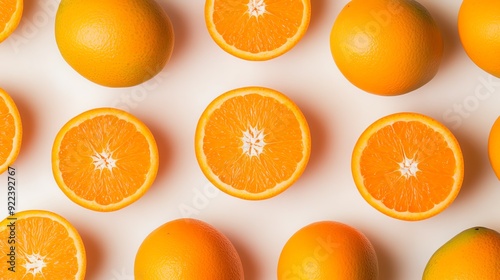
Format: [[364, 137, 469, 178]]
[[0, 88, 22, 174], [0, 0, 23, 43], [352, 112, 464, 221], [0, 210, 86, 279], [195, 86, 311, 200], [205, 0, 311, 60], [52, 108, 159, 212]]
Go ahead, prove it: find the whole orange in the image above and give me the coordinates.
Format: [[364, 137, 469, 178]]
[[134, 218, 244, 280], [277, 221, 379, 279], [458, 0, 500, 77], [55, 0, 174, 88], [330, 0, 443, 96]]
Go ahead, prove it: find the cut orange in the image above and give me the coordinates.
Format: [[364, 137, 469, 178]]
[[52, 108, 159, 212], [0, 210, 86, 279], [0, 88, 22, 174], [195, 86, 311, 200], [0, 0, 23, 43], [351, 112, 464, 221], [205, 0, 311, 61]]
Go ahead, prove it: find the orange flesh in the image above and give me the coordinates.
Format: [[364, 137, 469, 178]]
[[203, 93, 304, 193], [0, 96, 15, 164], [0, 0, 16, 32], [0, 216, 81, 278], [360, 121, 457, 212], [58, 115, 151, 206], [212, 0, 305, 53]]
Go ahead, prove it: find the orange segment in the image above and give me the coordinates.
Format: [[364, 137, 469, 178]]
[[52, 108, 159, 212], [0, 210, 86, 279], [205, 0, 311, 60], [0, 88, 22, 174], [351, 112, 464, 221], [0, 0, 23, 43], [195, 86, 311, 200]]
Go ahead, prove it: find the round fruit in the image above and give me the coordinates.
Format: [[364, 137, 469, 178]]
[[423, 226, 500, 279], [352, 112, 464, 221], [488, 117, 500, 179], [458, 0, 500, 77], [205, 0, 311, 60], [55, 0, 174, 87], [134, 218, 244, 280], [52, 107, 159, 212], [0, 210, 86, 279], [0, 0, 23, 43], [278, 221, 379, 280], [195, 86, 311, 200], [330, 0, 443, 96], [0, 87, 22, 174]]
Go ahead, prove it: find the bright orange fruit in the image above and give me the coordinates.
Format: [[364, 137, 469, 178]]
[[0, 88, 22, 174], [458, 0, 500, 77], [55, 0, 174, 87], [195, 86, 311, 200], [351, 112, 464, 221], [0, 210, 86, 279], [278, 221, 379, 279], [330, 0, 443, 95], [205, 0, 311, 60], [134, 218, 244, 280], [423, 226, 500, 279], [52, 108, 159, 212], [0, 0, 23, 43], [488, 116, 500, 180]]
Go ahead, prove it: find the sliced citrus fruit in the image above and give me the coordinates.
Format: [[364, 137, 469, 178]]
[[0, 0, 23, 43], [351, 112, 464, 221], [52, 107, 159, 211], [488, 116, 500, 179], [205, 0, 311, 60], [0, 87, 22, 174], [0, 210, 86, 279], [195, 86, 311, 200]]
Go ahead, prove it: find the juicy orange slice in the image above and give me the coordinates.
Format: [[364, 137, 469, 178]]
[[52, 108, 159, 212], [195, 86, 311, 200], [0, 88, 22, 174], [0, 0, 23, 43], [0, 210, 86, 279], [205, 0, 311, 60], [351, 112, 464, 221]]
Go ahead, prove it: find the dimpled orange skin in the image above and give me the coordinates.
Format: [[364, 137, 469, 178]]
[[134, 218, 244, 280], [277, 221, 379, 280], [458, 0, 500, 78], [330, 0, 443, 96], [55, 0, 174, 88], [423, 227, 500, 279]]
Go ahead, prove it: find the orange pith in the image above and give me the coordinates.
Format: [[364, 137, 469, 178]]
[[0, 210, 86, 279], [195, 86, 311, 200], [0, 0, 23, 43], [0, 88, 22, 174], [205, 0, 311, 60], [352, 112, 464, 221], [52, 108, 159, 212]]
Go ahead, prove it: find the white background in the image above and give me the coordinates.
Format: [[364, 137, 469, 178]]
[[1, 0, 500, 279]]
